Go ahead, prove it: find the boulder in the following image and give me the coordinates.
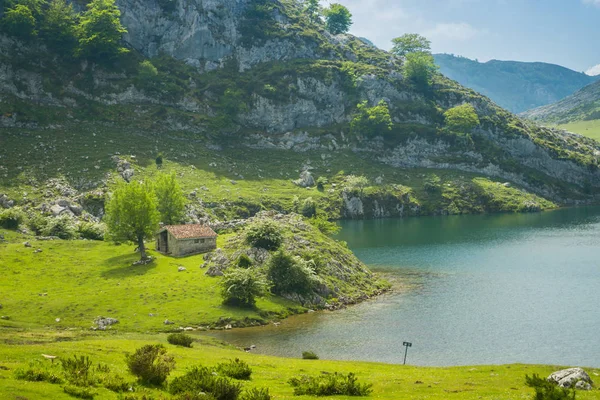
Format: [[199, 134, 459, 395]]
[[0, 194, 14, 209], [293, 170, 315, 188], [548, 368, 593, 389], [93, 316, 119, 330], [178, 266, 186, 272]]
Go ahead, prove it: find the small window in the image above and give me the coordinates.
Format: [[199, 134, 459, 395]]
[[194, 239, 200, 244], [200, 239, 205, 243]]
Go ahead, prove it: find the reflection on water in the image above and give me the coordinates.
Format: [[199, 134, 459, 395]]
[[209, 207, 600, 366]]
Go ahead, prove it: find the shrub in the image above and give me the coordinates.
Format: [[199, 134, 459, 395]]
[[344, 175, 369, 195], [61, 355, 93, 386], [525, 374, 576, 400], [99, 373, 132, 392], [289, 372, 373, 396], [240, 388, 271, 400], [63, 384, 96, 399], [350, 100, 392, 137], [300, 197, 316, 218], [1, 4, 37, 39], [78, 222, 106, 240], [126, 344, 175, 386], [216, 359, 252, 380], [167, 333, 194, 348], [155, 152, 164, 168], [0, 207, 25, 229], [423, 174, 441, 193], [444, 103, 480, 133], [27, 213, 49, 235], [267, 251, 319, 298], [221, 268, 270, 307], [302, 351, 319, 360], [236, 254, 253, 269], [403, 52, 437, 91], [309, 216, 340, 236], [316, 177, 328, 191], [245, 220, 283, 250], [14, 361, 63, 384], [169, 366, 243, 400], [42, 215, 77, 239]]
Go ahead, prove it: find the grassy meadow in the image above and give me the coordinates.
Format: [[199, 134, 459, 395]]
[[557, 119, 600, 142], [2, 329, 600, 400]]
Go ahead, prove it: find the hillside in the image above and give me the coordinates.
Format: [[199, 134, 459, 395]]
[[522, 80, 600, 124], [0, 0, 599, 216], [434, 54, 598, 113]]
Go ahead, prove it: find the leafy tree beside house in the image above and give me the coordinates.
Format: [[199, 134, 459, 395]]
[[154, 173, 186, 225], [105, 180, 160, 261], [324, 3, 352, 35]]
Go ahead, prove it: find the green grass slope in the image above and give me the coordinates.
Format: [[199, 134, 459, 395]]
[[1, 330, 599, 399], [558, 119, 600, 142]]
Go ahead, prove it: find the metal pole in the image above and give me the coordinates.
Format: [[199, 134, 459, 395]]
[[403, 345, 408, 365]]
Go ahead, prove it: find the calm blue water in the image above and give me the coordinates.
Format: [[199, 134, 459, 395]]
[[210, 207, 600, 366]]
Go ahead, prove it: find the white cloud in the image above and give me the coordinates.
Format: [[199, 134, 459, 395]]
[[586, 64, 600, 76], [423, 22, 481, 41], [583, 0, 600, 6]]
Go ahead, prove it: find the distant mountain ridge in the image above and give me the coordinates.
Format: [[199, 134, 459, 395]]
[[521, 80, 600, 123], [434, 54, 599, 114]]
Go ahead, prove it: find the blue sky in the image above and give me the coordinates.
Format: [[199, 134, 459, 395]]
[[322, 0, 600, 74]]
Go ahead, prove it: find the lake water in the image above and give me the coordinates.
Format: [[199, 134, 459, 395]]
[[210, 207, 600, 366]]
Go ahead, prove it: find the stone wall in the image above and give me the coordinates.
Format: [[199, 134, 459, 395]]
[[168, 231, 217, 257]]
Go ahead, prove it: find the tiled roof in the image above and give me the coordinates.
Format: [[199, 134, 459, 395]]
[[161, 224, 217, 239]]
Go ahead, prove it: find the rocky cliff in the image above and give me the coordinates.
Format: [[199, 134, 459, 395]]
[[1, 0, 599, 206]]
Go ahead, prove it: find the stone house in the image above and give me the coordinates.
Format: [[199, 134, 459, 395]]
[[155, 224, 217, 257]]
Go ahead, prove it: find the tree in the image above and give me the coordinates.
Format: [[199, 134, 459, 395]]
[[304, 0, 321, 24], [267, 251, 318, 301], [221, 267, 270, 307], [444, 103, 480, 133], [344, 175, 369, 195], [391, 33, 431, 57], [105, 180, 160, 261], [40, 0, 78, 53], [350, 100, 393, 137], [76, 0, 128, 62], [403, 51, 437, 90], [1, 5, 37, 38], [154, 172, 186, 225], [324, 3, 352, 35]]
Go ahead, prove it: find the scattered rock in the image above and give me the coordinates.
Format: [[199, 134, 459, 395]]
[[225, 324, 232, 330], [55, 318, 61, 323], [0, 316, 9, 320], [164, 319, 174, 325], [34, 248, 42, 253], [293, 170, 315, 188], [548, 368, 593, 389], [23, 241, 32, 248], [93, 316, 119, 330], [149, 313, 155, 317], [133, 256, 153, 266], [0, 194, 14, 209], [178, 266, 187, 272]]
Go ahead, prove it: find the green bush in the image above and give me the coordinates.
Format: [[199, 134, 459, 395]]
[[316, 177, 328, 191], [42, 215, 77, 239], [126, 344, 175, 386], [63, 384, 96, 399], [169, 366, 243, 400], [300, 197, 316, 218], [240, 388, 271, 400], [14, 361, 63, 384], [245, 220, 283, 251], [99, 373, 132, 393], [444, 103, 480, 133], [221, 268, 270, 307], [525, 374, 576, 400], [167, 333, 194, 348], [216, 359, 252, 380], [155, 152, 164, 168], [267, 251, 319, 298], [289, 372, 373, 396], [309, 216, 340, 236], [27, 213, 49, 235], [236, 254, 253, 268], [1, 4, 37, 39], [423, 174, 441, 193], [78, 222, 106, 240], [350, 100, 392, 137], [61, 355, 93, 386], [302, 351, 319, 360], [0, 207, 25, 229]]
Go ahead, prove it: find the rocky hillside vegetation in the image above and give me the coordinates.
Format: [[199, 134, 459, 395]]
[[1, 0, 600, 219], [434, 54, 598, 114], [522, 80, 600, 124]]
